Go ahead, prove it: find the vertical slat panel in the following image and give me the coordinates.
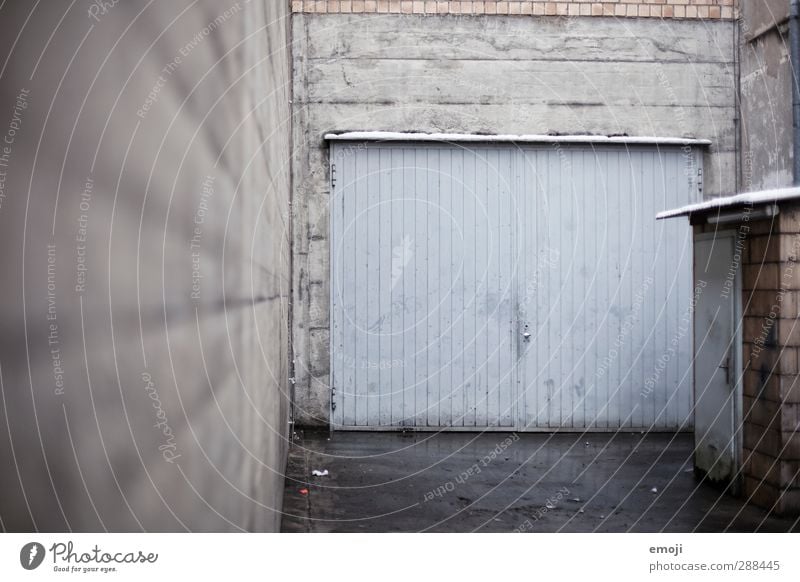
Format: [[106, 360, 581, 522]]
[[610, 149, 623, 428], [533, 149, 547, 429], [631, 150, 646, 428], [622, 149, 638, 429], [463, 149, 477, 427], [414, 148, 428, 426], [680, 151, 694, 426], [594, 150, 609, 429], [427, 149, 441, 427], [550, 148, 563, 429], [594, 148, 605, 428], [355, 149, 369, 426], [558, 146, 569, 428], [666, 149, 683, 429], [486, 150, 500, 427], [366, 148, 380, 425], [665, 150, 681, 429], [608, 149, 622, 428], [342, 147, 358, 427], [439, 148, 453, 427], [474, 149, 489, 427], [652, 150, 668, 430], [498, 149, 513, 427], [535, 148, 548, 429], [617, 148, 630, 428], [390, 148, 405, 425], [641, 149, 651, 428], [451, 148, 466, 427], [402, 148, 416, 426], [677, 150, 694, 426], [641, 150, 656, 429], [562, 148, 572, 430], [582, 149, 596, 429], [640, 150, 650, 428], [656, 150, 668, 429], [610, 149, 621, 429], [378, 148, 392, 426], [537, 149, 552, 429], [648, 150, 660, 428], [631, 149, 646, 429], [571, 148, 586, 429], [562, 146, 575, 429], [636, 150, 649, 428], [518, 150, 531, 429]]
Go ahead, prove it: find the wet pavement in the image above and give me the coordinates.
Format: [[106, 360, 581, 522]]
[[281, 430, 800, 532]]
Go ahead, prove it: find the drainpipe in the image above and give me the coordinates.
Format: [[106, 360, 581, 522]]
[[792, 0, 800, 184]]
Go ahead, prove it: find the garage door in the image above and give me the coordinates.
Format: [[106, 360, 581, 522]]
[[330, 140, 698, 431]]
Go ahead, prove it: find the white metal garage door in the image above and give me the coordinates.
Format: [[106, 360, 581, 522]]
[[330, 138, 699, 431]]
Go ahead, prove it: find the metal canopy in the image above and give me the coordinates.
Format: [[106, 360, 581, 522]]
[[657, 187, 800, 220]]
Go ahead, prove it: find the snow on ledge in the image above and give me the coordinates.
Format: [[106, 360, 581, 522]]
[[657, 187, 800, 220], [324, 131, 712, 147]]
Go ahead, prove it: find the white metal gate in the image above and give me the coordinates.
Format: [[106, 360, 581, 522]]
[[693, 232, 741, 483], [330, 139, 699, 431]]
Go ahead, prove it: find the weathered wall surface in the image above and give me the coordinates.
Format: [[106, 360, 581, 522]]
[[736, 0, 800, 516], [291, 12, 737, 426], [0, 0, 291, 531], [739, 1, 792, 191], [739, 209, 800, 515]]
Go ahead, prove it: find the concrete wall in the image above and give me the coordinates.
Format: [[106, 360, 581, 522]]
[[291, 12, 737, 426], [0, 0, 292, 531], [739, 0, 793, 191]]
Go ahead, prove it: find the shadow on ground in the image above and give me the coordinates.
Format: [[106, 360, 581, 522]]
[[281, 430, 800, 533]]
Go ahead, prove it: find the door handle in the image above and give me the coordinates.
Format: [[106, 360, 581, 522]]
[[522, 331, 531, 342], [718, 350, 732, 386]]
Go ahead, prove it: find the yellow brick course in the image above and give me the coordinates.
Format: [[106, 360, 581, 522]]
[[291, 0, 737, 19]]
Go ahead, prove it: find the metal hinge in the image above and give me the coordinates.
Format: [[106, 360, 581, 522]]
[[331, 386, 336, 412], [330, 163, 337, 189], [697, 166, 703, 198]]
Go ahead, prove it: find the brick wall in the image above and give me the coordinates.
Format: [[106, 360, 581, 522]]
[[291, 0, 736, 19], [740, 206, 800, 514]]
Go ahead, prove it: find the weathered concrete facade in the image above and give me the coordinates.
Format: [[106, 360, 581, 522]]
[[0, 1, 292, 531], [291, 11, 738, 426], [739, 0, 792, 191]]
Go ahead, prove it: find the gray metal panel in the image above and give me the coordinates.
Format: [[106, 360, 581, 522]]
[[516, 145, 695, 430], [331, 143, 517, 428], [332, 142, 696, 430], [693, 233, 739, 482]]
